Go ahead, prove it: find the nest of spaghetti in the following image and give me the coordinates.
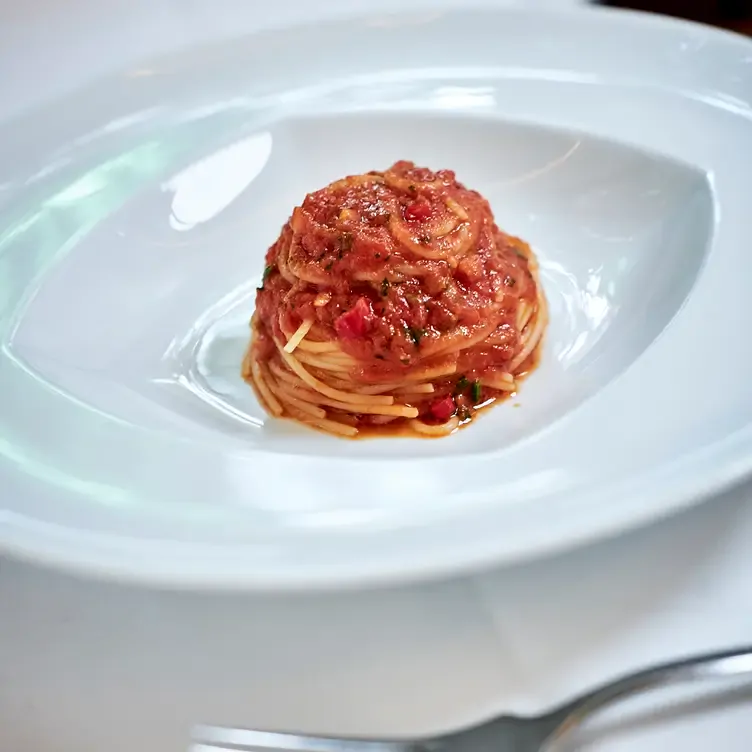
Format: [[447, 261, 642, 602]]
[[243, 160, 547, 438]]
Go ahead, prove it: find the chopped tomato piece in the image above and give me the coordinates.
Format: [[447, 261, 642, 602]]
[[429, 395, 456, 422], [335, 297, 373, 340], [404, 200, 432, 222]]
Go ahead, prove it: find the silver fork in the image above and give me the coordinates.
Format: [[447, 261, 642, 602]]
[[192, 646, 752, 752]]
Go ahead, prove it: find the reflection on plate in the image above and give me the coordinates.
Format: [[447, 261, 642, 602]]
[[0, 6, 748, 589]]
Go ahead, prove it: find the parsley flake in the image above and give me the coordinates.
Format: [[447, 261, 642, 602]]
[[406, 326, 426, 346], [471, 380, 482, 403], [257, 264, 274, 290], [338, 232, 353, 252]]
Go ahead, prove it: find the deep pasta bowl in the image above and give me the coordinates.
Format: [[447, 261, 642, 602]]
[[0, 5, 750, 588]]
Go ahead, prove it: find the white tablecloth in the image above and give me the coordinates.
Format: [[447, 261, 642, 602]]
[[3, 485, 752, 751], [2, 1, 752, 750]]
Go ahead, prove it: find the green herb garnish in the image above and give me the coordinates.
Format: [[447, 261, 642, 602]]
[[455, 375, 469, 392], [458, 406, 472, 422], [380, 278, 390, 297], [257, 264, 274, 290], [406, 326, 425, 346], [471, 380, 482, 403]]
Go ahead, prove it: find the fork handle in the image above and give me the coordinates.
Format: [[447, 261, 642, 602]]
[[192, 646, 752, 752], [191, 725, 417, 752], [543, 645, 752, 744]]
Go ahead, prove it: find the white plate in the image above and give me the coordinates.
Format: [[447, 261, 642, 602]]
[[1, 5, 751, 589]]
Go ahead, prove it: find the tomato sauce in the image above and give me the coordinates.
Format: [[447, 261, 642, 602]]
[[252, 161, 543, 432]]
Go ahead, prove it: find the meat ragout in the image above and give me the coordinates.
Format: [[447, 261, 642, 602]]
[[251, 161, 544, 435]]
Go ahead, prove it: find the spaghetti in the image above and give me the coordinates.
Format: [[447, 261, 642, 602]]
[[243, 160, 547, 438]]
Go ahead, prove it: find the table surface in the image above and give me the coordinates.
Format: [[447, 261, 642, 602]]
[[2, 2, 752, 751], [3, 483, 752, 752]]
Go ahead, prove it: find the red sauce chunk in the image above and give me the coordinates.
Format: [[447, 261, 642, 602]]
[[429, 395, 456, 422], [335, 297, 373, 340]]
